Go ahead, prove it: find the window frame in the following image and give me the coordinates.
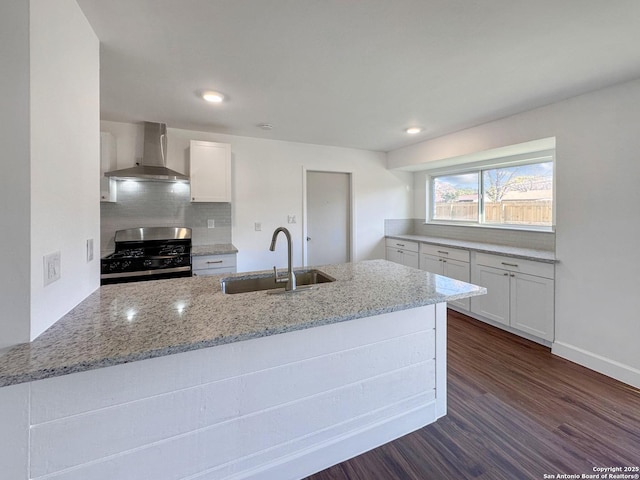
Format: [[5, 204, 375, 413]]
[[426, 150, 555, 231]]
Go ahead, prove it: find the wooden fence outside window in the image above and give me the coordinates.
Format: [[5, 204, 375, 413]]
[[434, 201, 552, 225]]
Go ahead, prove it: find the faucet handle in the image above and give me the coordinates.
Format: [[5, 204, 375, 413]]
[[273, 266, 288, 284]]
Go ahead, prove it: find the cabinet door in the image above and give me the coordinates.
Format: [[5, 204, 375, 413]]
[[190, 141, 231, 202], [471, 264, 510, 326], [510, 273, 554, 341], [386, 247, 404, 265], [403, 250, 420, 269], [443, 258, 470, 311], [100, 132, 117, 202], [420, 254, 443, 274]]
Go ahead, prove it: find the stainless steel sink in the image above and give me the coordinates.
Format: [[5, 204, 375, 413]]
[[221, 269, 335, 294]]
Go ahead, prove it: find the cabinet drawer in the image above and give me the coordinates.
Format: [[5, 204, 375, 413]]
[[420, 243, 469, 263], [192, 254, 237, 271], [474, 252, 554, 279], [385, 238, 419, 253], [193, 266, 236, 277]]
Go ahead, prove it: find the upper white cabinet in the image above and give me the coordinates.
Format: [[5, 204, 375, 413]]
[[419, 244, 471, 311], [100, 132, 117, 202], [471, 252, 555, 342], [385, 239, 419, 269], [189, 140, 231, 202]]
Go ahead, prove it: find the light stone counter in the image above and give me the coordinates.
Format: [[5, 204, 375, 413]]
[[387, 234, 556, 263], [191, 243, 238, 256], [0, 259, 485, 387]]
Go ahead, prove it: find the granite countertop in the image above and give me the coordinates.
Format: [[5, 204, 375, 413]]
[[191, 243, 238, 256], [0, 259, 485, 387], [386, 234, 556, 263]]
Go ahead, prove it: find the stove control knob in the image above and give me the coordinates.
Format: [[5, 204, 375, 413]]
[[143, 259, 152, 267]]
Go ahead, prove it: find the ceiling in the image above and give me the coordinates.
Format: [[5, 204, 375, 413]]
[[76, 0, 640, 152]]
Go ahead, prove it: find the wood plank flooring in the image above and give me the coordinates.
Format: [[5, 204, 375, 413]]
[[305, 310, 640, 480]]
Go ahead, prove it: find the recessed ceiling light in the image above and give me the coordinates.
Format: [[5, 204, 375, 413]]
[[202, 91, 225, 103], [405, 127, 423, 134], [258, 123, 273, 130]]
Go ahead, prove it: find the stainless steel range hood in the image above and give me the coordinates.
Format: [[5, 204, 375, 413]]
[[105, 122, 189, 182]]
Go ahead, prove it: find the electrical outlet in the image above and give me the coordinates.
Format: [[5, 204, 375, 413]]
[[44, 251, 61, 286], [207, 219, 215, 228], [254, 222, 262, 231], [86, 239, 94, 262], [287, 215, 297, 224]]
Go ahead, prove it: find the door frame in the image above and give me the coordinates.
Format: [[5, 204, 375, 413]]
[[302, 168, 355, 267]]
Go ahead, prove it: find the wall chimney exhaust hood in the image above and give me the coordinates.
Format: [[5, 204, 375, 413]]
[[105, 122, 189, 182]]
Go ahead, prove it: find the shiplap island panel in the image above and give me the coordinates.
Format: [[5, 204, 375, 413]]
[[0, 260, 484, 480]]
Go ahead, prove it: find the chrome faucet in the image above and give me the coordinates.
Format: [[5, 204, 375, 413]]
[[269, 227, 297, 291]]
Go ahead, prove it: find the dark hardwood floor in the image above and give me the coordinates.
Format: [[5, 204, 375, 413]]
[[305, 310, 640, 480]]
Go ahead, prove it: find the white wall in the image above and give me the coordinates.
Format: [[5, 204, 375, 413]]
[[29, 0, 100, 339], [101, 121, 414, 272], [0, 0, 32, 349], [388, 78, 640, 388], [0, 0, 100, 348]]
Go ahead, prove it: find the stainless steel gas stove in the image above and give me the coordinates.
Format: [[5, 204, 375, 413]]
[[101, 227, 192, 285]]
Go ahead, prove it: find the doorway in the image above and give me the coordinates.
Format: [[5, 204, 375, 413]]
[[304, 170, 353, 266]]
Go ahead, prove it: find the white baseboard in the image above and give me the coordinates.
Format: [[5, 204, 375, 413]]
[[552, 341, 640, 389]]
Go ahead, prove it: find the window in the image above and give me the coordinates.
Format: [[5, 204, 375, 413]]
[[433, 173, 479, 222], [429, 155, 553, 229]]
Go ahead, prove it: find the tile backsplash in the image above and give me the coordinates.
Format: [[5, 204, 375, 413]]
[[384, 219, 414, 236], [385, 218, 555, 251], [100, 181, 231, 255]]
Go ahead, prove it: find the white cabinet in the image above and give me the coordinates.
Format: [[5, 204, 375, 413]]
[[385, 239, 419, 269], [189, 140, 231, 202], [419, 244, 471, 311], [192, 254, 237, 276], [510, 272, 555, 340], [100, 132, 117, 202], [470, 264, 510, 325], [471, 252, 554, 341]]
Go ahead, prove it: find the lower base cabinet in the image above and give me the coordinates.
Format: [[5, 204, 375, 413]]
[[510, 272, 555, 340], [470, 264, 510, 325], [192, 254, 237, 276], [419, 244, 470, 311], [385, 239, 419, 269], [471, 252, 554, 342], [384, 237, 555, 345]]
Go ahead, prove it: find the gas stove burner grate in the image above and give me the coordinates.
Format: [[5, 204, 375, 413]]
[[108, 248, 145, 259], [158, 245, 186, 256]]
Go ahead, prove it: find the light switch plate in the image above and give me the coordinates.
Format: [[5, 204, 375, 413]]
[[254, 222, 262, 231], [207, 219, 215, 228], [44, 251, 61, 286]]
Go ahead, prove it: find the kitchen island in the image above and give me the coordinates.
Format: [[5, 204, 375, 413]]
[[0, 260, 484, 480]]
